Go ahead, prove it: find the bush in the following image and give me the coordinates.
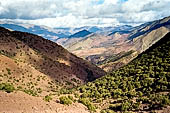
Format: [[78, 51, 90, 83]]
[[101, 109, 116, 113], [68, 95, 73, 100], [44, 95, 52, 102], [23, 89, 37, 96], [59, 88, 73, 94], [59, 96, 72, 105], [0, 83, 15, 93], [74, 93, 80, 98], [79, 98, 96, 112], [121, 101, 131, 111]]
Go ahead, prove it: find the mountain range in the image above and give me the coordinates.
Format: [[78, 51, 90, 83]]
[[1, 17, 169, 72], [65, 16, 170, 72], [0, 16, 170, 113]]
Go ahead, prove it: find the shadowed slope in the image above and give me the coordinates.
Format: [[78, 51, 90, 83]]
[[0, 27, 105, 88]]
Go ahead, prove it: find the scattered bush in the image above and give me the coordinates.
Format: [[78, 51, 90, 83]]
[[44, 95, 52, 102], [59, 96, 72, 105]]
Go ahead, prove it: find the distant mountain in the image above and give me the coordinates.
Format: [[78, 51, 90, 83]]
[[56, 25, 133, 46], [56, 29, 93, 46], [65, 16, 170, 72], [0, 21, 133, 46], [107, 25, 133, 36], [88, 26, 101, 33], [69, 30, 92, 38], [71, 26, 101, 33], [100, 25, 133, 36], [1, 16, 170, 73], [0, 22, 71, 41], [128, 17, 170, 40]]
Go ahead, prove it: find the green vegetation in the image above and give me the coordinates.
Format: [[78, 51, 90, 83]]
[[59, 87, 74, 94], [79, 98, 96, 112], [44, 95, 52, 102], [0, 83, 15, 93], [99, 50, 135, 65], [23, 89, 38, 96], [59, 96, 72, 105], [78, 33, 170, 112]]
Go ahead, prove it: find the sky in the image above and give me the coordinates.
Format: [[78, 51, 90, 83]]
[[0, 0, 170, 28]]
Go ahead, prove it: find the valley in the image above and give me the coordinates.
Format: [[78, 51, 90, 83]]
[[1, 17, 170, 72], [0, 16, 170, 113]]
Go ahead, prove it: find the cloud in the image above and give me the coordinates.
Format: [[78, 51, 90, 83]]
[[0, 0, 170, 27], [0, 0, 64, 19], [3, 14, 119, 28], [120, 0, 170, 23]]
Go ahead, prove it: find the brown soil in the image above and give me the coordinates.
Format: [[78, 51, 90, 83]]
[[0, 91, 89, 113]]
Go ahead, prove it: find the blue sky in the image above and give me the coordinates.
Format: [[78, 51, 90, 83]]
[[0, 0, 170, 28], [96, 0, 104, 4]]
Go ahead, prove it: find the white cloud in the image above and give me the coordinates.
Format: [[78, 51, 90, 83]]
[[0, 0, 170, 27], [120, 0, 170, 23], [3, 15, 119, 28], [103, 0, 119, 5]]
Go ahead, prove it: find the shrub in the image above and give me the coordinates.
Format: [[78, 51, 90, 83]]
[[23, 89, 37, 96], [59, 88, 73, 94], [74, 93, 80, 98], [101, 109, 116, 113], [59, 96, 72, 105], [0, 83, 15, 93], [68, 95, 73, 101], [121, 101, 131, 111], [44, 95, 52, 102], [79, 98, 96, 112]]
